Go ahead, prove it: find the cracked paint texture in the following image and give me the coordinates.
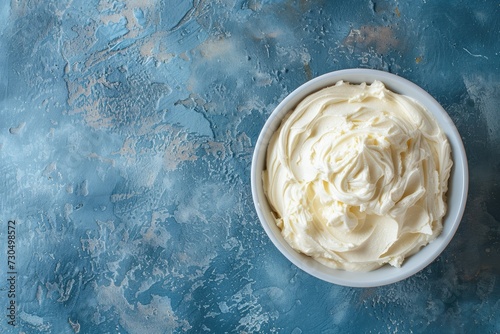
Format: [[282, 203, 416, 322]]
[[1, 0, 499, 333]]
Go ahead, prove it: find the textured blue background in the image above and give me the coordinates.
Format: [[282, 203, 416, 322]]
[[1, 0, 499, 333]]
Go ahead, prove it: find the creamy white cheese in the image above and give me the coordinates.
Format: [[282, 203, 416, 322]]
[[263, 80, 453, 272]]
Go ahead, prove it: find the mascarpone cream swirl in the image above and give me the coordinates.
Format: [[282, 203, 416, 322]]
[[263, 80, 453, 272]]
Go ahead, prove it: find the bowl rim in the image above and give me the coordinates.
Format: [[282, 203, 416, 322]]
[[251, 68, 469, 287]]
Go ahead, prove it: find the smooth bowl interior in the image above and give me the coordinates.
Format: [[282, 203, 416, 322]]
[[251, 69, 468, 287]]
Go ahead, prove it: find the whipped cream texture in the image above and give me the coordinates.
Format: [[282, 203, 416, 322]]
[[263, 80, 453, 271]]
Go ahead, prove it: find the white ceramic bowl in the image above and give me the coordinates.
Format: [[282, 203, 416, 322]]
[[251, 69, 468, 287]]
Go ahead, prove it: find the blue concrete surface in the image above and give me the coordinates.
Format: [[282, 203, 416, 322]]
[[1, 0, 499, 333]]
